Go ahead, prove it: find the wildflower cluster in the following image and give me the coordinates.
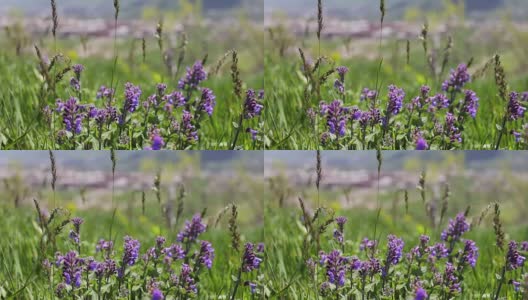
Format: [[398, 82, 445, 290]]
[[44, 215, 218, 299], [307, 212, 481, 298], [44, 61, 259, 150], [315, 63, 512, 150]]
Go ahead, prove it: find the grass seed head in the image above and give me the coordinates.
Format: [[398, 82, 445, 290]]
[[493, 203, 505, 251], [228, 203, 240, 252], [317, 0, 323, 41]]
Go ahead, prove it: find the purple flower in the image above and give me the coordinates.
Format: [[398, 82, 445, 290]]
[[196, 241, 215, 269], [96, 239, 114, 258], [151, 288, 163, 300], [163, 244, 185, 260], [415, 134, 428, 150], [257, 243, 265, 253], [157, 83, 167, 95], [146, 131, 164, 150], [246, 281, 257, 294], [244, 89, 264, 119], [70, 77, 80, 91], [513, 131, 522, 143], [461, 90, 479, 118], [319, 250, 347, 286], [333, 216, 347, 244], [522, 92, 528, 102], [334, 79, 345, 94], [320, 100, 347, 137], [507, 92, 526, 120], [123, 82, 142, 113], [360, 238, 377, 252], [444, 262, 461, 294], [122, 236, 140, 266], [178, 264, 197, 294], [428, 243, 449, 261], [506, 241, 526, 270], [460, 239, 479, 268], [336, 66, 348, 82], [169, 91, 186, 107], [335, 216, 347, 227], [442, 63, 471, 92], [180, 110, 198, 143], [177, 214, 206, 243], [415, 286, 427, 300], [430, 93, 450, 110], [360, 88, 377, 102], [198, 88, 216, 116], [387, 85, 405, 115], [521, 241, 528, 251], [441, 213, 470, 243], [513, 280, 521, 292], [59, 97, 84, 134], [72, 64, 84, 79], [246, 128, 258, 141], [96, 86, 115, 100], [242, 243, 263, 272], [71, 217, 83, 232], [445, 113, 462, 143], [58, 251, 83, 288], [178, 61, 207, 90], [382, 234, 404, 277]]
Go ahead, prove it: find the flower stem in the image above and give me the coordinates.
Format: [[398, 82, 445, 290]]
[[230, 267, 243, 300], [493, 265, 506, 300]]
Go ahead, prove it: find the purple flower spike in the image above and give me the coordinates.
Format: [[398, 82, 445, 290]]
[[444, 262, 461, 294], [146, 131, 164, 150], [151, 288, 163, 300], [196, 241, 215, 269], [319, 250, 347, 287], [178, 61, 207, 90], [387, 85, 405, 115], [441, 213, 469, 243], [180, 110, 198, 143], [179, 264, 197, 294], [506, 241, 526, 270], [242, 243, 263, 272], [415, 134, 428, 150], [177, 214, 206, 243], [460, 239, 479, 268], [244, 89, 264, 119], [123, 82, 142, 113], [199, 88, 216, 116], [320, 100, 347, 137], [72, 64, 84, 79], [122, 236, 140, 266], [246, 128, 258, 141], [336, 66, 348, 81], [445, 113, 462, 143], [461, 90, 479, 118], [385, 234, 404, 266], [58, 251, 83, 288], [415, 286, 427, 300], [60, 97, 84, 134], [508, 92, 526, 120], [442, 63, 471, 92]]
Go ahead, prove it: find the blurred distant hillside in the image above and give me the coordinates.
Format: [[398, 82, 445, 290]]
[[0, 151, 264, 172], [265, 0, 527, 20], [0, 0, 262, 19]]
